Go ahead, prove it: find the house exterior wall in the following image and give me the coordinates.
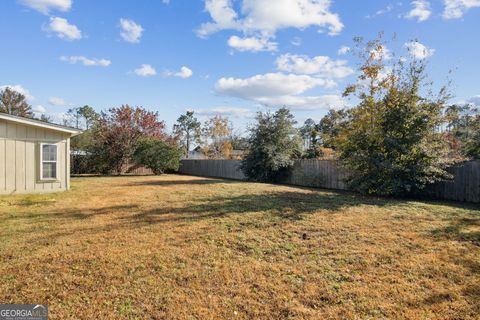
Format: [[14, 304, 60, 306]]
[[0, 119, 71, 194]]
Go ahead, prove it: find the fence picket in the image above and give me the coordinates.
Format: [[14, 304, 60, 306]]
[[179, 159, 480, 203]]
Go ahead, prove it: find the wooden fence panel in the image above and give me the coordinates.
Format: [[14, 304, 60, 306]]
[[120, 161, 154, 175], [426, 161, 480, 203], [179, 159, 480, 203]]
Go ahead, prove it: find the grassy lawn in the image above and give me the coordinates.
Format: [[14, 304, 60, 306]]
[[0, 175, 479, 319]]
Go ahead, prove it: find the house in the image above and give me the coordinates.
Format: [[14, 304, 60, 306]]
[[185, 146, 245, 160], [186, 146, 207, 159], [0, 113, 82, 194]]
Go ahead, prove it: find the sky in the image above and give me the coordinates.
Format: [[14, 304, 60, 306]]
[[1, 0, 479, 133]]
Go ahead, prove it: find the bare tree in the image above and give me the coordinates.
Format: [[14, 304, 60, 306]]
[[0, 87, 33, 118]]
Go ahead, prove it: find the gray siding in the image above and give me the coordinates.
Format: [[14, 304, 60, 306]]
[[0, 119, 70, 194]]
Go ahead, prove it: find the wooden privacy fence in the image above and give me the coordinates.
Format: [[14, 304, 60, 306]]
[[179, 159, 246, 180], [426, 161, 480, 203], [119, 161, 154, 175], [71, 155, 153, 175], [179, 159, 480, 203]]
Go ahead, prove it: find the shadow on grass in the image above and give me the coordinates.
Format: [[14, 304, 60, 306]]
[[432, 217, 480, 244], [5, 188, 404, 246], [4, 177, 480, 247], [1, 204, 139, 223], [125, 178, 234, 187], [121, 191, 399, 226]]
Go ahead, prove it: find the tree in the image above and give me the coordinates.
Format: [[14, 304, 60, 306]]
[[91, 105, 167, 174], [241, 108, 302, 182], [230, 132, 249, 151], [300, 118, 316, 148], [78, 105, 99, 129], [67, 108, 82, 129], [67, 105, 99, 129], [173, 111, 201, 158], [317, 109, 351, 149], [38, 114, 52, 123], [337, 35, 456, 196], [68, 106, 100, 171], [133, 138, 182, 174], [464, 113, 480, 159], [300, 118, 322, 158], [444, 104, 480, 159], [0, 87, 33, 117], [201, 115, 233, 159]]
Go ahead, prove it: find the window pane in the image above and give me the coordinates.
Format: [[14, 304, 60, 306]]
[[42, 144, 57, 161], [42, 162, 57, 179]]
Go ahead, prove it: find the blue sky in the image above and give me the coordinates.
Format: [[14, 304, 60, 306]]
[[1, 0, 479, 132]]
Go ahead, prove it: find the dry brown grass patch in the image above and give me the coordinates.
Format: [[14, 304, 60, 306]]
[[0, 175, 479, 319]]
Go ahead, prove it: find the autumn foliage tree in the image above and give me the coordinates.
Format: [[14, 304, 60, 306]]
[[201, 115, 233, 159], [91, 105, 167, 174], [338, 35, 456, 195], [0, 87, 33, 118]]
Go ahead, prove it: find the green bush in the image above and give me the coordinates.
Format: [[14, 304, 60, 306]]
[[241, 108, 302, 182], [133, 138, 182, 175]]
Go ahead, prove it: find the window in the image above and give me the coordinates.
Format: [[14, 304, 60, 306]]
[[41, 144, 57, 180]]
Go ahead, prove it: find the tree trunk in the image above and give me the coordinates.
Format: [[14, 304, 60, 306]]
[[186, 131, 190, 158]]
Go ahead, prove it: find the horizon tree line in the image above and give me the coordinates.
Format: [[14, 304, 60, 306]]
[[1, 33, 479, 196]]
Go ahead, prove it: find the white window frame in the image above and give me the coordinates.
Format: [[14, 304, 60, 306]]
[[40, 143, 58, 181]]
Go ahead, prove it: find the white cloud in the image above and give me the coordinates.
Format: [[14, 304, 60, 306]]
[[163, 66, 193, 78], [466, 95, 480, 106], [197, 0, 343, 51], [216, 73, 335, 97], [0, 84, 34, 101], [60, 55, 111, 67], [48, 96, 66, 106], [134, 64, 157, 77], [119, 18, 144, 43], [162, 0, 170, 3], [405, 41, 435, 59], [194, 106, 254, 118], [47, 111, 69, 124], [276, 54, 354, 78], [337, 46, 350, 55], [227, 35, 277, 52], [46, 17, 82, 40], [255, 94, 345, 110], [370, 45, 391, 60], [291, 37, 302, 46], [366, 4, 394, 18], [19, 0, 71, 14], [406, 1, 432, 22], [443, 0, 480, 19], [215, 72, 342, 109], [33, 105, 46, 113], [197, 0, 240, 37]]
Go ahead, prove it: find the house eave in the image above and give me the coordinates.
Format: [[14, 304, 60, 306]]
[[0, 113, 83, 136]]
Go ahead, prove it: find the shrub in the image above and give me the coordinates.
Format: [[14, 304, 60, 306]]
[[338, 36, 456, 196], [241, 108, 302, 182], [133, 138, 182, 174]]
